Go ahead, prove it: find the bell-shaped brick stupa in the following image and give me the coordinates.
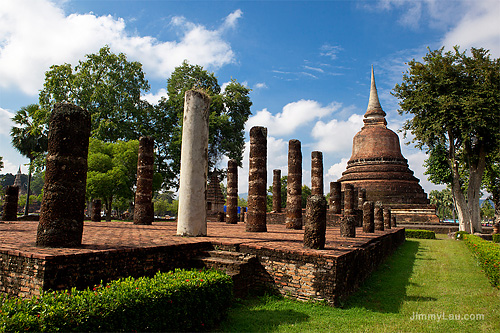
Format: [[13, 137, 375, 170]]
[[338, 67, 439, 224]]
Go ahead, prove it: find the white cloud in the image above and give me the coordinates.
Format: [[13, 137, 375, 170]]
[[404, 150, 445, 195], [254, 82, 268, 89], [311, 114, 363, 153], [221, 9, 243, 30], [0, 1, 240, 95], [246, 100, 341, 136], [442, 0, 500, 57], [326, 157, 349, 183], [1, 158, 19, 174], [304, 66, 324, 73], [141, 88, 168, 105], [0, 107, 14, 136], [320, 43, 343, 60]]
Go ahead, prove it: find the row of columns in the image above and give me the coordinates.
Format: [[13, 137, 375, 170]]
[[3, 91, 397, 250]]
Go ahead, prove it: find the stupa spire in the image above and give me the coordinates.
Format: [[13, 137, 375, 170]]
[[364, 66, 386, 123]]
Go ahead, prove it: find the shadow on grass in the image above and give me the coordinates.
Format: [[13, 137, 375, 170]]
[[218, 306, 309, 332], [344, 239, 423, 313]]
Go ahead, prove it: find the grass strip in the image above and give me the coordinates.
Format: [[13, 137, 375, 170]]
[[218, 234, 500, 332]]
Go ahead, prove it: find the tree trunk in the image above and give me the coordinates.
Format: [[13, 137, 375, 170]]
[[105, 196, 113, 222], [23, 158, 33, 216], [468, 159, 485, 233]]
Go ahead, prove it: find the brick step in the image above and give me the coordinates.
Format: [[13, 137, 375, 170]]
[[190, 250, 258, 298], [203, 250, 257, 262]]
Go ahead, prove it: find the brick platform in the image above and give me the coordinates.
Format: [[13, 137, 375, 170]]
[[0, 220, 404, 305]]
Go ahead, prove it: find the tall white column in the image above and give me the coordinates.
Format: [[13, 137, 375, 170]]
[[177, 90, 211, 236]]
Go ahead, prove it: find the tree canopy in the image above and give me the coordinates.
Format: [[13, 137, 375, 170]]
[[393, 46, 500, 232], [39, 46, 151, 142], [86, 138, 139, 221], [150, 61, 252, 189], [10, 104, 48, 215]]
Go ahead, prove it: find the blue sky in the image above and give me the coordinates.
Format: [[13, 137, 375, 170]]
[[1, 0, 499, 195]]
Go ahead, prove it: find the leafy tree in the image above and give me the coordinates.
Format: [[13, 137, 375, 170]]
[[151, 61, 252, 189], [483, 150, 500, 224], [393, 46, 500, 233], [237, 196, 247, 208], [10, 104, 48, 216], [301, 185, 312, 209], [480, 200, 495, 222], [429, 188, 455, 221], [39, 46, 151, 142], [86, 139, 139, 221], [153, 192, 177, 217], [30, 171, 45, 196]]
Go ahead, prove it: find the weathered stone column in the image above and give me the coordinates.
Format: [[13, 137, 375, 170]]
[[286, 139, 302, 230], [374, 201, 384, 231], [91, 199, 102, 222], [272, 169, 282, 213], [239, 207, 246, 222], [134, 136, 155, 225], [1, 185, 19, 221], [37, 103, 91, 247], [363, 201, 374, 233], [304, 195, 327, 249], [311, 151, 323, 196], [357, 188, 366, 211], [246, 126, 267, 232], [340, 215, 356, 237], [177, 90, 211, 236], [226, 159, 238, 224], [384, 208, 392, 229], [343, 183, 355, 216], [329, 181, 341, 214]]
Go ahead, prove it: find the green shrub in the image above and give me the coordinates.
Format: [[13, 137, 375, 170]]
[[462, 234, 500, 288], [492, 234, 500, 243], [405, 229, 436, 239], [0, 268, 233, 332], [455, 230, 469, 240]]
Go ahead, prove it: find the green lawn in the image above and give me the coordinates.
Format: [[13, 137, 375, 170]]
[[218, 234, 500, 332]]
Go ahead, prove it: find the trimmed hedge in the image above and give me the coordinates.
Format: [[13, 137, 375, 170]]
[[405, 229, 436, 239], [462, 234, 500, 288], [0, 268, 233, 332], [492, 234, 500, 243]]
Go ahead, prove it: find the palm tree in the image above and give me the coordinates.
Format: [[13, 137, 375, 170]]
[[10, 104, 48, 216]]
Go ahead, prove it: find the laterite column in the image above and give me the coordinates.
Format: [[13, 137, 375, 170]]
[[311, 151, 323, 196], [329, 181, 341, 214], [134, 136, 154, 225], [226, 159, 238, 224], [246, 126, 267, 232], [286, 139, 302, 230], [272, 169, 282, 213], [374, 201, 384, 231], [37, 103, 91, 247], [1, 186, 19, 221], [343, 183, 355, 216], [304, 195, 327, 249], [363, 201, 374, 233], [91, 199, 102, 222], [384, 208, 392, 229]]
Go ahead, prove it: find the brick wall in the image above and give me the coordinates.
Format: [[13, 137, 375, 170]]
[[241, 228, 405, 305], [1, 229, 405, 306]]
